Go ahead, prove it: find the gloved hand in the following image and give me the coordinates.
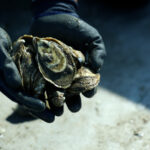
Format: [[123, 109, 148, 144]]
[[0, 27, 55, 122], [30, 0, 106, 113]]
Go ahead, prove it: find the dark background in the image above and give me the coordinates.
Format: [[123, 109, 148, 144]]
[[1, 0, 150, 108]]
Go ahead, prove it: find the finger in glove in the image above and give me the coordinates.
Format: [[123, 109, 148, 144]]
[[82, 87, 97, 98], [29, 108, 55, 123], [47, 101, 64, 116], [66, 95, 81, 112]]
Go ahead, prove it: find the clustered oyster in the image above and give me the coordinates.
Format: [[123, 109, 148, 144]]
[[10, 35, 100, 108]]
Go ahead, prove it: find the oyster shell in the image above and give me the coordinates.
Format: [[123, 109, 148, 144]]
[[10, 35, 100, 108], [68, 66, 100, 94]]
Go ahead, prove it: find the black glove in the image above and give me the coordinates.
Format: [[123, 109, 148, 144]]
[[30, 0, 106, 113], [0, 27, 55, 122]]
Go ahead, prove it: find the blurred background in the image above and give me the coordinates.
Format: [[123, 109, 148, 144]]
[[78, 0, 150, 108], [1, 0, 150, 150]]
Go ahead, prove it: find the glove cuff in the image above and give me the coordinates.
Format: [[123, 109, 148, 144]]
[[32, 0, 79, 19]]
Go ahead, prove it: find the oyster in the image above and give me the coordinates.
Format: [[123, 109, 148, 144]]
[[10, 35, 100, 108]]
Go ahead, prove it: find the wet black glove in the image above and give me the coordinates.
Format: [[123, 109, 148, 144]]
[[0, 27, 55, 122], [30, 0, 106, 113]]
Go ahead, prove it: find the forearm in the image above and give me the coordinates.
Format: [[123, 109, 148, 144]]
[[32, 0, 78, 18]]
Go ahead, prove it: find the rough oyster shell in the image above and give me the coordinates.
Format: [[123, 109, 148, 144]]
[[10, 35, 100, 108]]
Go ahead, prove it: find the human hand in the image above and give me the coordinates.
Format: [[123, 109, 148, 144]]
[[0, 27, 55, 122], [30, 0, 106, 113]]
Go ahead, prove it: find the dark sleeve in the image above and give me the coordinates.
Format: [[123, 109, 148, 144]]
[[31, 0, 78, 18]]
